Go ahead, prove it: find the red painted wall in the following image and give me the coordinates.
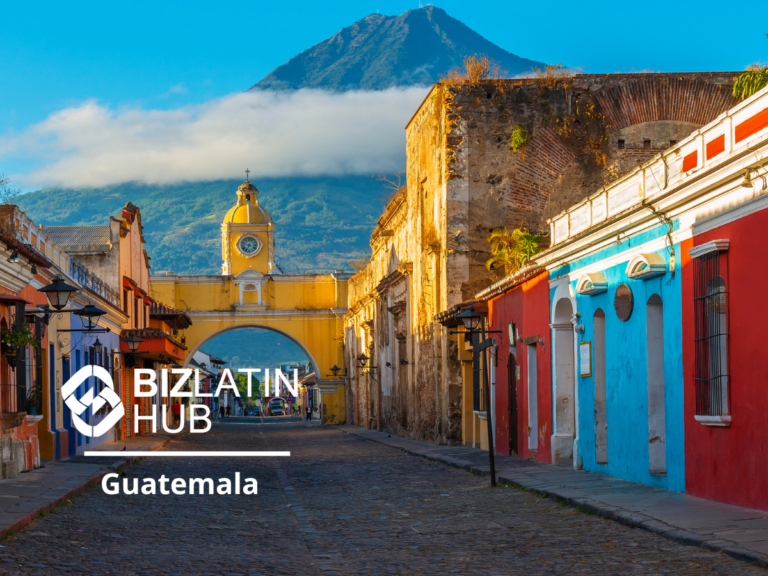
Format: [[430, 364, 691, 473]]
[[683, 206, 768, 510], [488, 271, 552, 462]]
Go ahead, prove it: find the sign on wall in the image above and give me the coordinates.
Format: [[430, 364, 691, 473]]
[[579, 341, 592, 378]]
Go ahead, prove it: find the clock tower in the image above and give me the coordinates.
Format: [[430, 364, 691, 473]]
[[221, 178, 275, 277]]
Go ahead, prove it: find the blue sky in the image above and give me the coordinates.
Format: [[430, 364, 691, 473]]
[[2, 0, 765, 187]]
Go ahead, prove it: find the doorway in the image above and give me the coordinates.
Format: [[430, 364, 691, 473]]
[[552, 298, 575, 465], [526, 344, 538, 453], [507, 353, 517, 455], [646, 294, 666, 475], [594, 309, 607, 464]]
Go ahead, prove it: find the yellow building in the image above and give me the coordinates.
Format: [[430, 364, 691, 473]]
[[150, 179, 349, 423]]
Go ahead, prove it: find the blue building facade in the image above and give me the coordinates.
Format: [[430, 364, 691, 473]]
[[548, 222, 685, 492], [60, 261, 123, 457]]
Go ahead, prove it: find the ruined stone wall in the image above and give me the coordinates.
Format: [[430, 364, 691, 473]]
[[344, 72, 740, 447]]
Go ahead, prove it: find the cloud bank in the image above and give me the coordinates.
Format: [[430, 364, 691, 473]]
[[1, 87, 430, 188]]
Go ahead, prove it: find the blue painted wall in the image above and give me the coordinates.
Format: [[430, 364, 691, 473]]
[[62, 308, 121, 455], [550, 223, 685, 492]]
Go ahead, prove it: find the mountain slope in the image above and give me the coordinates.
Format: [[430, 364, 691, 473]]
[[20, 176, 383, 275], [251, 6, 545, 91]]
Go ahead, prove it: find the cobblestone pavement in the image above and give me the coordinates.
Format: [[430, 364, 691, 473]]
[[0, 418, 764, 575]]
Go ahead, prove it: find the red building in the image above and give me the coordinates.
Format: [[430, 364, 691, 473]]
[[478, 266, 553, 462], [682, 206, 768, 510]]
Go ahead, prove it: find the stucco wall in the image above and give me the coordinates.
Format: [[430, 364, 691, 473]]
[[489, 271, 553, 461], [550, 225, 684, 492], [683, 206, 768, 510]]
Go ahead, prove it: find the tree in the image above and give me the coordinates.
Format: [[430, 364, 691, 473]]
[[485, 227, 546, 275], [234, 373, 261, 406], [0, 174, 21, 205]]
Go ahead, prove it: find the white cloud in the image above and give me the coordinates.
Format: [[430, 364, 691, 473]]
[[162, 83, 189, 97], [2, 87, 430, 188]]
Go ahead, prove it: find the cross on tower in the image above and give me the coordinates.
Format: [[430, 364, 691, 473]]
[[245, 168, 251, 182]]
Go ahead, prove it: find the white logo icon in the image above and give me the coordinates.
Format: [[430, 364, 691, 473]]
[[62, 366, 124, 437]]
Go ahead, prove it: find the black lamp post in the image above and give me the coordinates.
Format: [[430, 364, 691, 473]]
[[455, 305, 482, 332], [93, 337, 102, 358], [452, 305, 498, 487], [73, 304, 107, 330], [39, 275, 78, 311], [123, 333, 144, 367], [124, 334, 143, 353], [357, 353, 377, 381]]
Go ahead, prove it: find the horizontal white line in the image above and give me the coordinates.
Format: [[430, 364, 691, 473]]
[[83, 451, 291, 457]]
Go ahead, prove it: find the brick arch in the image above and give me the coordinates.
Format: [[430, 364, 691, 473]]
[[501, 75, 743, 228], [592, 76, 741, 132]]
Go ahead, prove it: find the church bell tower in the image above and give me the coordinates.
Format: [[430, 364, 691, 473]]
[[221, 175, 275, 277]]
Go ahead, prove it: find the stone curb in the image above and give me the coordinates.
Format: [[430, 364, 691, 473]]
[[339, 427, 768, 570], [0, 435, 176, 542]]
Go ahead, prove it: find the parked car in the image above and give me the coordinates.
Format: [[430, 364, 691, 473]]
[[253, 406, 261, 416]]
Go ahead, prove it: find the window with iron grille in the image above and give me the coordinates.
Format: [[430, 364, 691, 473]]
[[692, 244, 730, 420]]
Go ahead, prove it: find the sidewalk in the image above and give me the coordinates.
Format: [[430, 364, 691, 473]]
[[340, 426, 768, 569], [0, 433, 175, 540]]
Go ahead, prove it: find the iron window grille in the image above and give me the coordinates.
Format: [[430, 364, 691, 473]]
[[693, 250, 730, 417]]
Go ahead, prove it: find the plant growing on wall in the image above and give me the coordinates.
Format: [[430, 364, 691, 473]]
[[734, 64, 768, 100], [1, 325, 40, 353], [440, 54, 505, 86], [485, 228, 546, 275], [529, 63, 576, 90], [510, 126, 531, 151], [552, 93, 610, 166]]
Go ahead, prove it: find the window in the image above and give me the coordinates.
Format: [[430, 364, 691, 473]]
[[691, 242, 730, 425], [643, 139, 651, 149], [617, 139, 625, 149], [134, 298, 139, 328], [669, 140, 677, 146], [123, 290, 129, 313]]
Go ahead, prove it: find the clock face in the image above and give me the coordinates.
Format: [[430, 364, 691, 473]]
[[238, 235, 261, 256]]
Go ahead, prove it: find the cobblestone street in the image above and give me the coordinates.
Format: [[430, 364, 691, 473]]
[[0, 418, 763, 576]]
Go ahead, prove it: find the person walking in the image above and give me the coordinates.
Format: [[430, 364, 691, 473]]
[[306, 405, 312, 422], [172, 401, 182, 426], [226, 405, 231, 417], [219, 405, 225, 419]]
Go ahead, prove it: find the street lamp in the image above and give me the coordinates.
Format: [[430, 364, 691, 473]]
[[124, 333, 144, 353], [455, 305, 482, 333], [39, 275, 78, 310], [356, 353, 368, 367], [123, 333, 143, 368], [93, 337, 103, 357], [330, 365, 340, 377], [73, 304, 107, 330]]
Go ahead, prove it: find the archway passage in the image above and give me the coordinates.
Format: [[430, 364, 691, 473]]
[[185, 324, 320, 375], [194, 326, 314, 418]]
